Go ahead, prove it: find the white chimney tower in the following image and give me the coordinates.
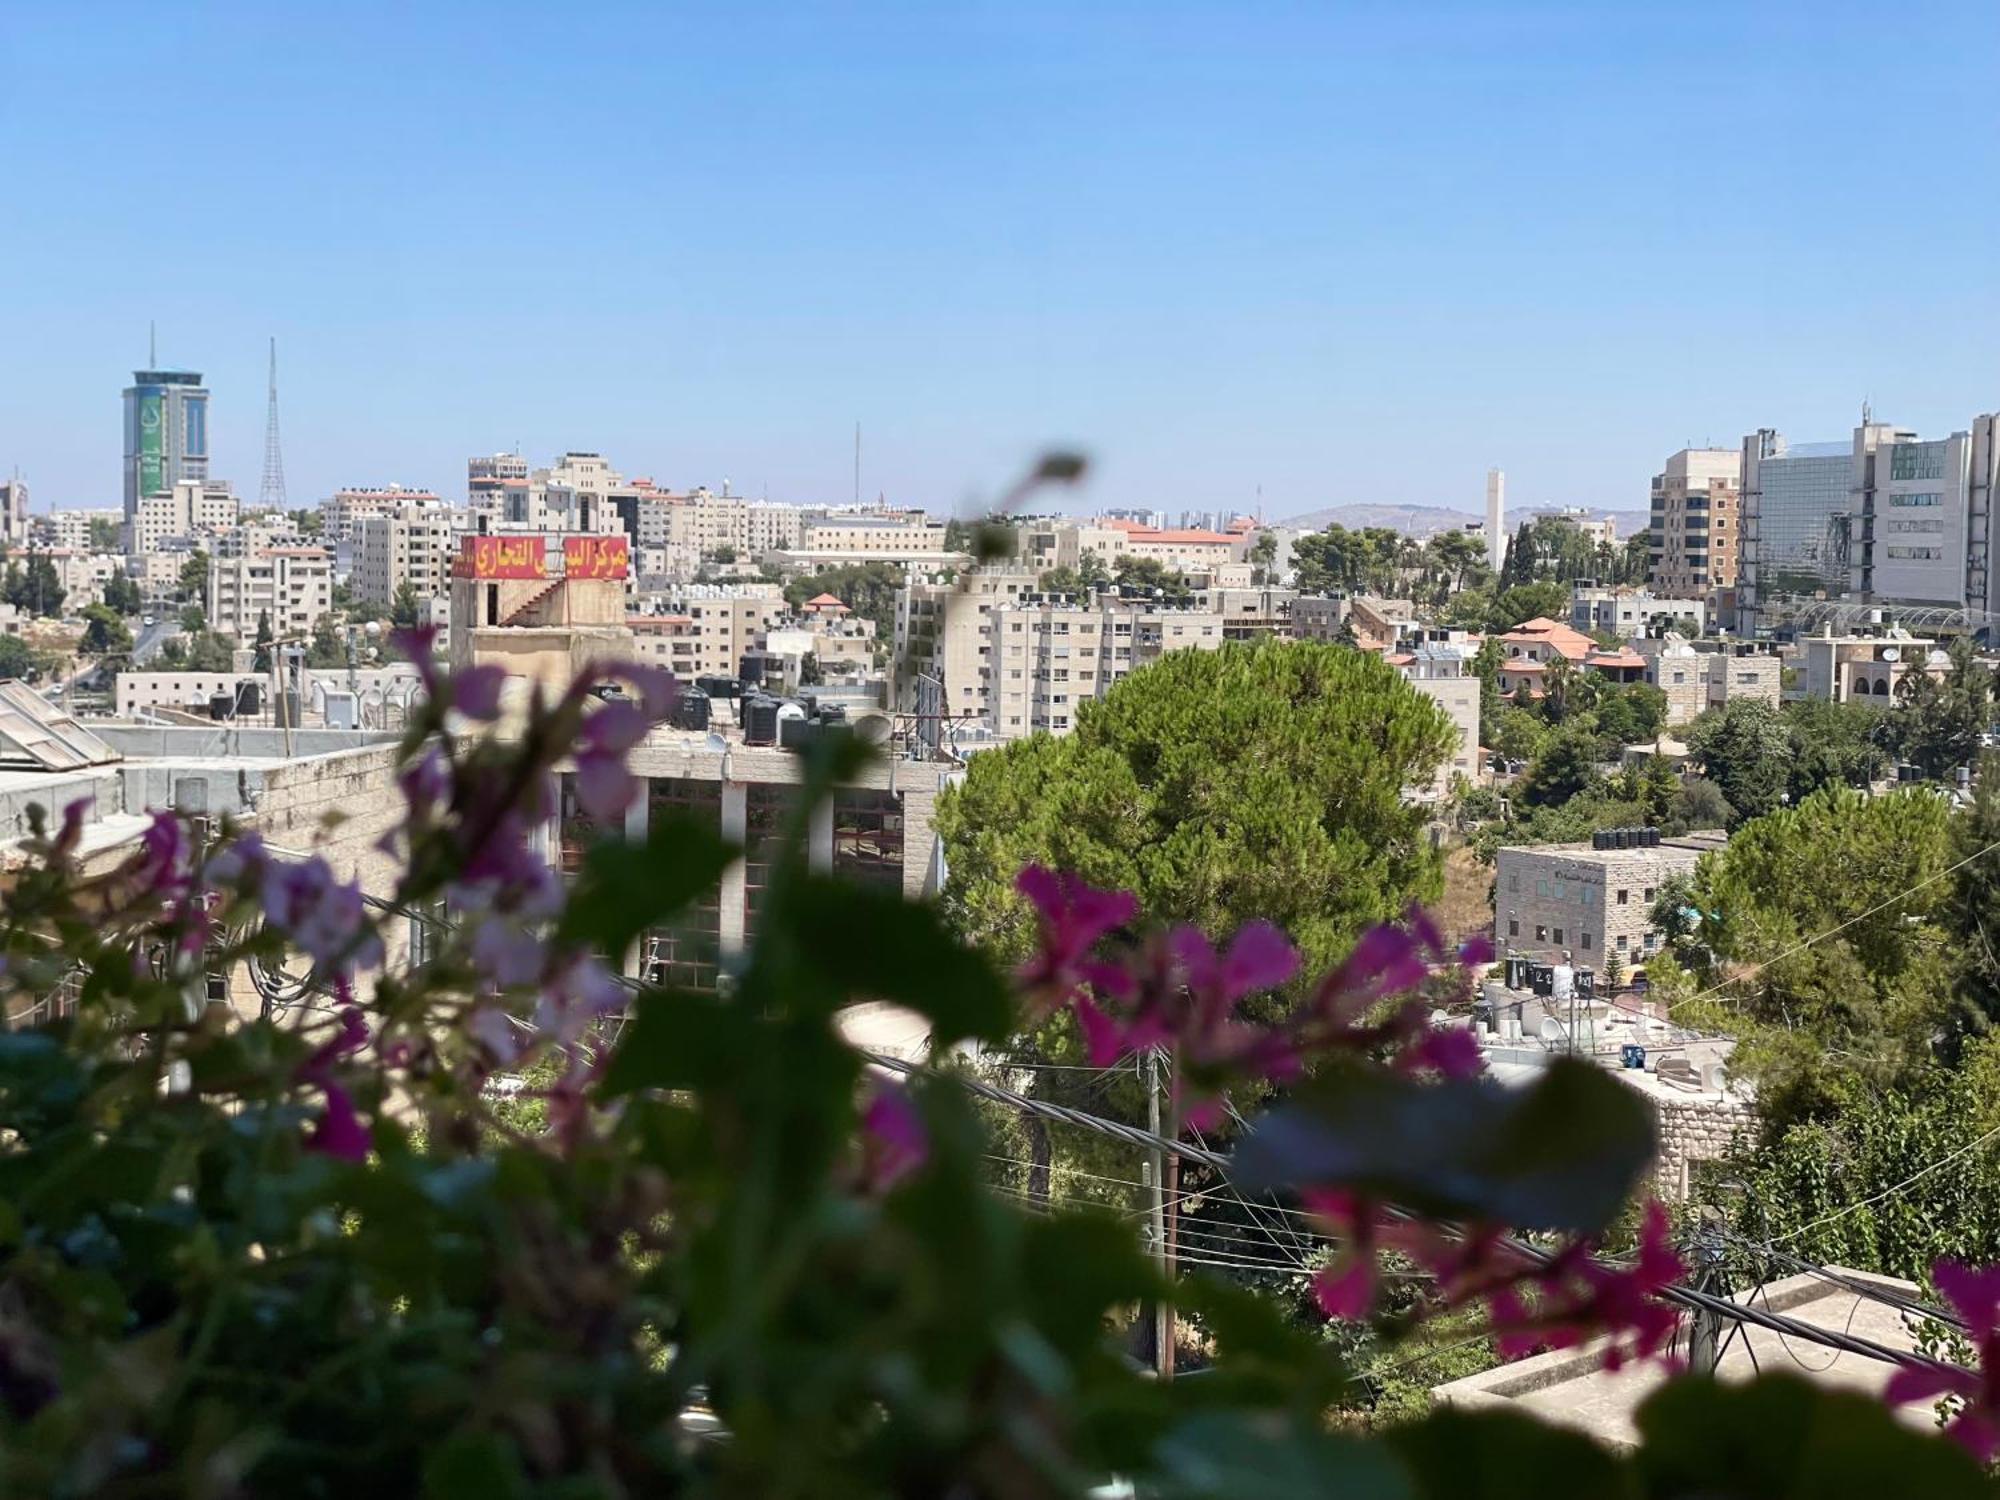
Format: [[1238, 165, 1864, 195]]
[[1486, 468, 1507, 572]]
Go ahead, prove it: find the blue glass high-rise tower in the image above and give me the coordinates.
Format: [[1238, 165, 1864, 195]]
[[122, 367, 210, 518]]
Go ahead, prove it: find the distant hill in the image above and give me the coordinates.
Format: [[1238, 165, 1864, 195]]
[[1280, 502, 1652, 541], [1278, 503, 1481, 535]]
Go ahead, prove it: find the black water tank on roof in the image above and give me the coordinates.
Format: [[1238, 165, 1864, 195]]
[[673, 689, 711, 732], [742, 696, 780, 746]]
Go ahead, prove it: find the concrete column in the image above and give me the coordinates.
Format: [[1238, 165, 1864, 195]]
[[537, 772, 561, 871], [808, 795, 834, 875], [719, 781, 748, 957], [622, 785, 650, 978]]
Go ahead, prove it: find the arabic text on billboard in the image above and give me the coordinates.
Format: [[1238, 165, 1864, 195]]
[[456, 535, 545, 580], [563, 535, 629, 580], [138, 391, 164, 496]]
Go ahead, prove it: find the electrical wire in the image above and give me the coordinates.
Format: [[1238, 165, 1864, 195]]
[[1765, 1122, 2000, 1249]]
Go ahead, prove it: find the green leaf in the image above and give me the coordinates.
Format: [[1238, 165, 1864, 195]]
[[420, 1430, 529, 1500], [786, 878, 1014, 1046], [1233, 1058, 1655, 1233], [1631, 1374, 1991, 1499], [556, 813, 737, 959], [597, 989, 755, 1097], [1387, 1406, 1634, 1499], [1149, 1411, 1412, 1499]]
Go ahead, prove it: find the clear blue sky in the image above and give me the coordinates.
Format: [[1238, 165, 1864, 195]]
[[2, 2, 1995, 521]]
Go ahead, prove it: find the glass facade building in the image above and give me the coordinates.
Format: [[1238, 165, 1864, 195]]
[[121, 368, 210, 514]]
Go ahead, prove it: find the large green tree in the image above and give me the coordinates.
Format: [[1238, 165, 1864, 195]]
[[1674, 785, 1957, 1129], [782, 562, 905, 635], [1686, 698, 1792, 823], [1881, 638, 1993, 780], [79, 604, 133, 658], [936, 640, 1455, 975]]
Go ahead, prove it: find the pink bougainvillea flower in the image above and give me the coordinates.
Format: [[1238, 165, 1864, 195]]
[[1014, 866, 1137, 1007], [598, 661, 678, 720], [471, 917, 546, 990], [450, 664, 508, 721], [1398, 1023, 1484, 1080], [1483, 1201, 1685, 1370], [1303, 1189, 1382, 1319], [572, 700, 650, 819], [1886, 1260, 2000, 1461], [294, 1006, 372, 1162], [259, 854, 384, 973], [860, 1081, 928, 1190]]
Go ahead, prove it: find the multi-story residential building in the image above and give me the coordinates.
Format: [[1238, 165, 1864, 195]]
[[38, 508, 123, 552], [1647, 448, 1739, 599], [1494, 617, 1646, 696], [1383, 639, 1482, 797], [1495, 831, 1728, 966], [985, 594, 1235, 736], [894, 567, 1043, 722], [129, 480, 239, 555], [122, 367, 209, 517], [1570, 586, 1705, 639], [213, 522, 315, 560], [466, 453, 534, 531], [320, 486, 443, 546], [1642, 638, 1784, 725], [1790, 627, 1948, 705], [354, 504, 457, 617], [0, 477, 27, 547], [207, 547, 334, 641]]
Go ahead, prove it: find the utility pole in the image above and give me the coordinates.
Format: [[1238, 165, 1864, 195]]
[[1144, 1048, 1176, 1378], [1688, 1214, 1729, 1375]]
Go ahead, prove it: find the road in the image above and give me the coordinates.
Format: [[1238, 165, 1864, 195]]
[[133, 616, 177, 665]]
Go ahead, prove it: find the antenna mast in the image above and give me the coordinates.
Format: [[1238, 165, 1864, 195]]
[[260, 336, 288, 510], [853, 421, 861, 507]]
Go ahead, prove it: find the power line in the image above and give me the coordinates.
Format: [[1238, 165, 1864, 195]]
[[1675, 833, 2000, 1016], [1764, 1121, 2000, 1249], [871, 1050, 1969, 1379]]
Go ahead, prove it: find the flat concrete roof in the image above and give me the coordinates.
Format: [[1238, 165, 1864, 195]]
[[1432, 1268, 1931, 1447]]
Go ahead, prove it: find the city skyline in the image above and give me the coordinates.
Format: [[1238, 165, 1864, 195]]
[[4, 3, 1998, 515]]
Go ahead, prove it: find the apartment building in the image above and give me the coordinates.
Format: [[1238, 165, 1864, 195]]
[[1570, 587, 1705, 639], [354, 504, 457, 615], [1383, 640, 1483, 797], [320, 486, 443, 545], [37, 508, 123, 552], [1495, 831, 1728, 965], [129, 480, 239, 555], [894, 568, 1043, 721], [1647, 448, 1739, 599], [208, 547, 334, 640], [1642, 639, 1784, 725], [985, 594, 1235, 735], [1792, 627, 1948, 705]]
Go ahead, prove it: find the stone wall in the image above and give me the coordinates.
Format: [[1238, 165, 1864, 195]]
[[1652, 1090, 1757, 1200]]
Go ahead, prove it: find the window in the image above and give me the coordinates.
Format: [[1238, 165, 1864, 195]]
[[1535, 925, 1547, 942], [1643, 887, 1655, 901], [1508, 919, 1519, 937], [1581, 932, 1593, 950], [1508, 873, 1519, 892], [1616, 934, 1628, 951], [1552, 927, 1565, 946], [1617, 889, 1628, 905]]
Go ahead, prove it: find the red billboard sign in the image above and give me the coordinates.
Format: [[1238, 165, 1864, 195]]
[[563, 534, 630, 580], [455, 535, 546, 580]]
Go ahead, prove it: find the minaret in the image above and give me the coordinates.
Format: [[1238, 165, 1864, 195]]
[[1486, 468, 1507, 571]]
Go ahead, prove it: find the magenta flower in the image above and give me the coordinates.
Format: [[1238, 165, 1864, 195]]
[[598, 661, 677, 720], [1014, 865, 1137, 1007], [1485, 1200, 1685, 1370], [1303, 1189, 1381, 1319], [1886, 1260, 2000, 1461], [451, 665, 508, 721], [471, 917, 546, 990], [295, 1006, 372, 1162], [260, 854, 383, 973], [861, 1082, 928, 1190], [572, 700, 650, 819]]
